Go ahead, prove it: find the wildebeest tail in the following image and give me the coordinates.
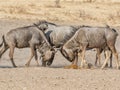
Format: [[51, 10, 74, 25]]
[[105, 24, 118, 36], [0, 35, 7, 48], [0, 35, 4, 47], [112, 28, 118, 36]]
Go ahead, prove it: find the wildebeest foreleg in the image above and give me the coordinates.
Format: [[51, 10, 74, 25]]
[[34, 49, 39, 66], [80, 46, 88, 68], [71, 52, 78, 69], [72, 53, 78, 65], [25, 46, 35, 67], [109, 52, 112, 68], [9, 46, 17, 67], [64, 52, 78, 69]]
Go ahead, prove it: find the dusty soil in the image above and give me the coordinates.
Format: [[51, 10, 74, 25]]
[[0, 19, 120, 90]]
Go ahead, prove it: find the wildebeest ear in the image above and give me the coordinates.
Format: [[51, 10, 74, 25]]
[[33, 23, 48, 32], [33, 23, 39, 28], [33, 23, 37, 26], [105, 24, 110, 28]]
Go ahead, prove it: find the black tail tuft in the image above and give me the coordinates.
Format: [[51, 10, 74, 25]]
[[0, 35, 4, 47], [112, 28, 118, 36]]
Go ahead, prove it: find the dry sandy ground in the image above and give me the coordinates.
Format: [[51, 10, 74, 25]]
[[0, 19, 120, 90]]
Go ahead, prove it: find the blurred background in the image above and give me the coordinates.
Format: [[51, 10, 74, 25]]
[[0, 0, 120, 26]]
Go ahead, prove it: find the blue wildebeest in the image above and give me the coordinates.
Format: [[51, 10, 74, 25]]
[[61, 26, 119, 69], [0, 22, 55, 67]]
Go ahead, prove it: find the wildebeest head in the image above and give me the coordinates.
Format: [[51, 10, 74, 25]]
[[34, 20, 48, 32], [38, 42, 56, 66], [61, 46, 75, 62]]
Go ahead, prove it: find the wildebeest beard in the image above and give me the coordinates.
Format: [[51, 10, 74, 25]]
[[41, 51, 55, 67], [46, 51, 55, 66]]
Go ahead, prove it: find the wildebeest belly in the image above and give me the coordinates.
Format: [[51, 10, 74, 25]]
[[16, 40, 30, 48], [14, 31, 34, 48]]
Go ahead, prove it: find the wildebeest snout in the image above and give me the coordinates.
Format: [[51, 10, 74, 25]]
[[61, 47, 75, 62]]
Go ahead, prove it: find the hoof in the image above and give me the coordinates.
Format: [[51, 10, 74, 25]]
[[42, 61, 46, 67], [42, 65, 46, 67], [101, 66, 107, 70], [25, 63, 29, 67], [36, 63, 40, 67], [101, 67, 104, 70], [95, 64, 97, 67], [101, 67, 108, 70], [105, 63, 109, 68], [80, 63, 93, 69], [36, 64, 40, 67], [13, 65, 17, 68], [37, 63, 40, 67], [117, 66, 120, 70], [64, 65, 78, 69], [109, 66, 113, 68], [42, 63, 46, 67], [88, 63, 94, 69]]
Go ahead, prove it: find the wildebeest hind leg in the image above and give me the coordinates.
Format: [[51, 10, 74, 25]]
[[109, 46, 119, 69], [80, 46, 88, 68], [9, 46, 17, 67], [0, 45, 8, 59], [95, 48, 102, 66], [101, 50, 111, 69]]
